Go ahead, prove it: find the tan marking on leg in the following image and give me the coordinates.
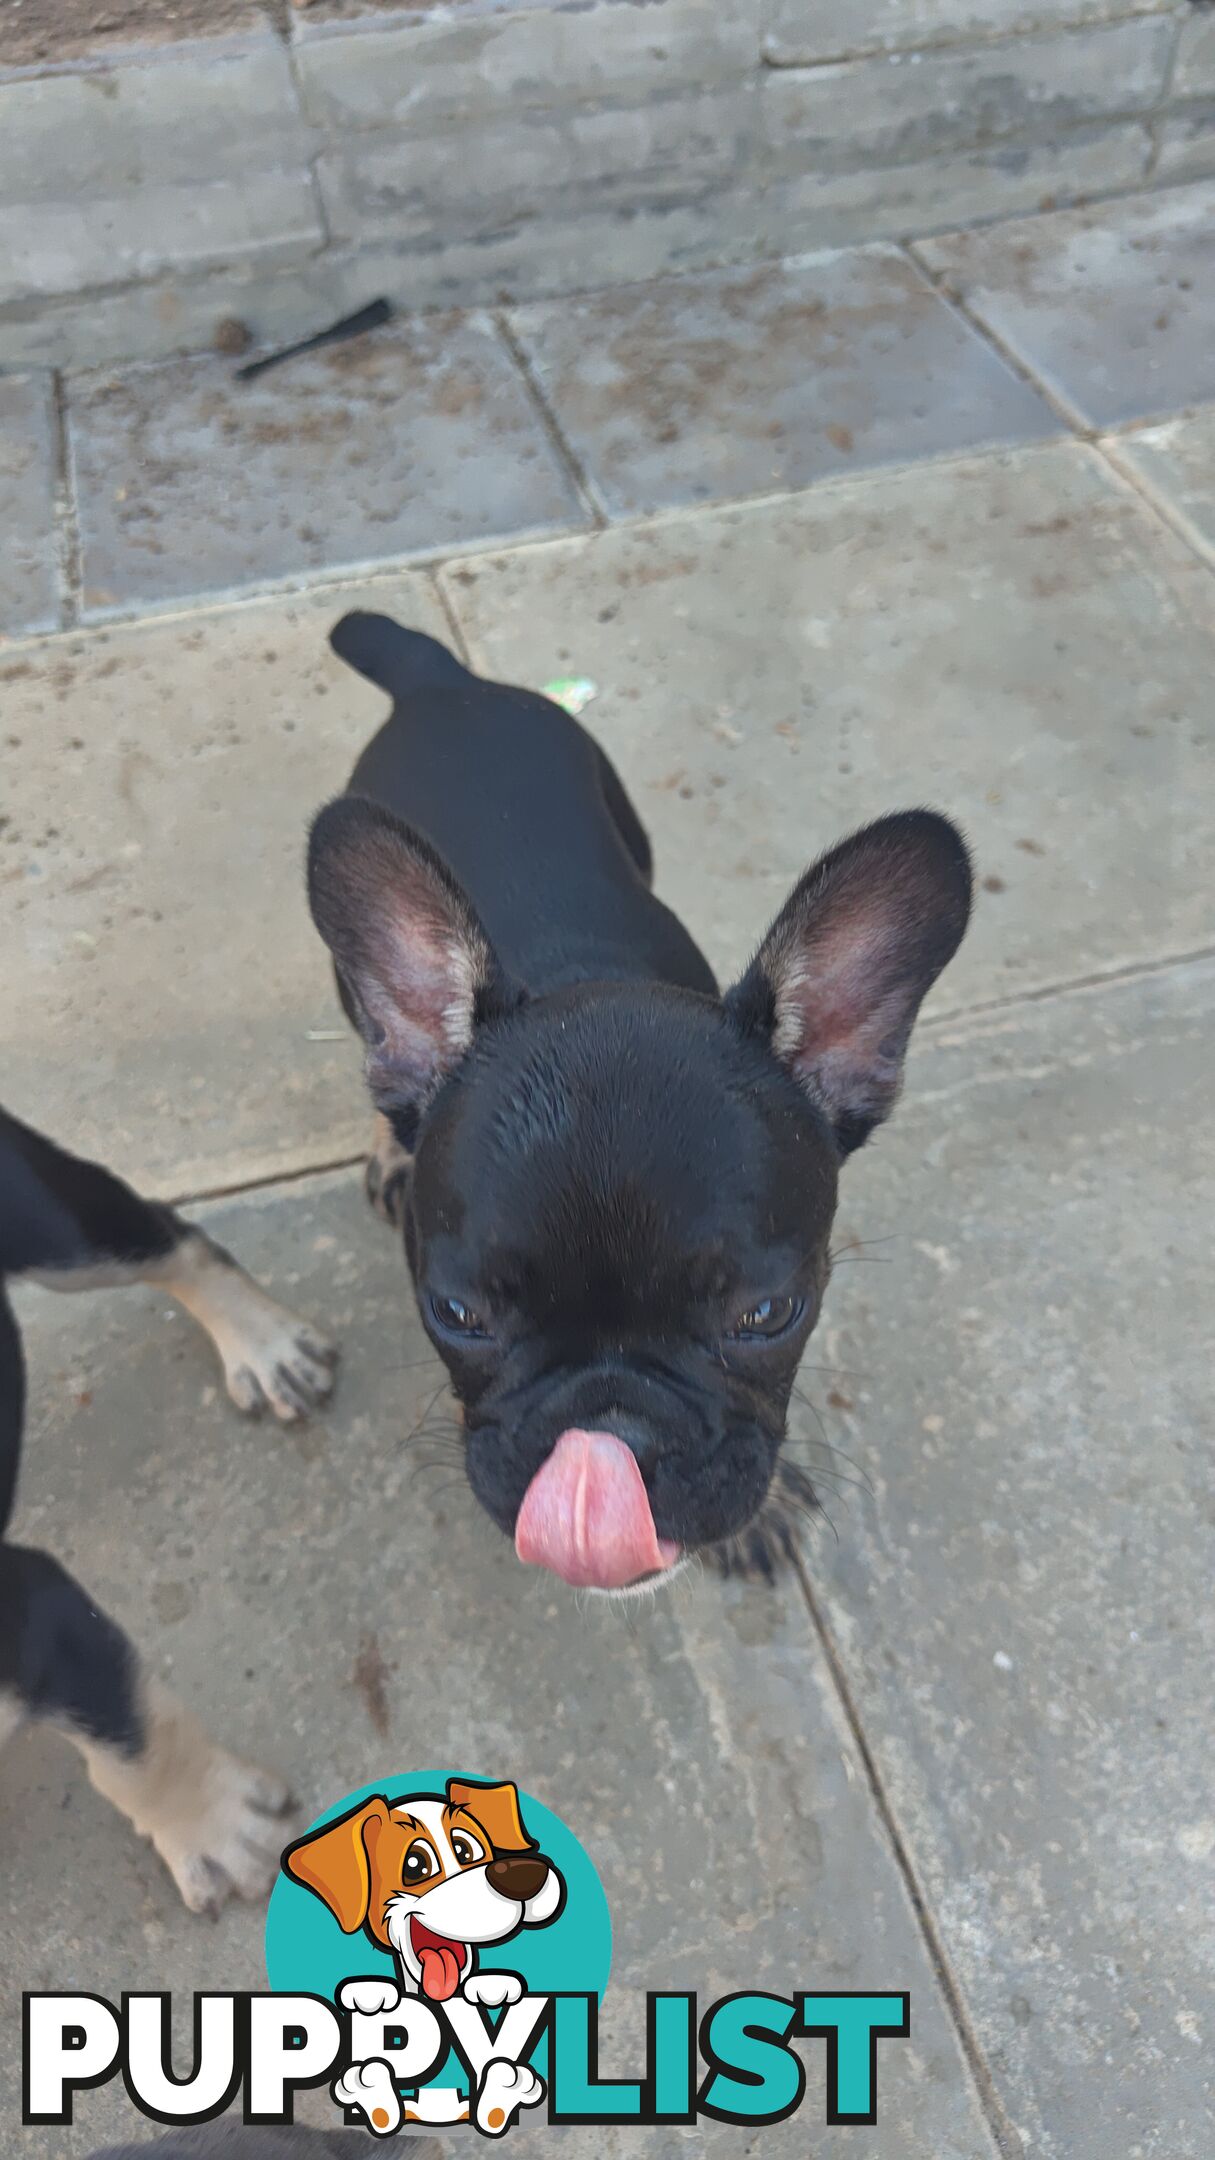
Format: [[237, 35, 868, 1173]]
[[70, 1674, 294, 1914], [364, 1111, 412, 1230], [144, 1230, 337, 1422], [0, 1687, 24, 1753]]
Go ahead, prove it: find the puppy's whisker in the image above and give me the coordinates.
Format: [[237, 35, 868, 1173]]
[[401, 1417, 466, 1447], [789, 1383, 833, 1453], [399, 1380, 455, 1447], [831, 1232, 904, 1253], [787, 1428, 874, 1498]]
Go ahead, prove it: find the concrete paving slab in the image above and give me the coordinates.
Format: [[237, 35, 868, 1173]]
[[293, 0, 757, 128], [1174, 8, 1215, 97], [0, 39, 322, 310], [506, 247, 1058, 517], [68, 314, 585, 618], [794, 957, 1215, 2158], [0, 1170, 999, 2158], [314, 84, 755, 250], [917, 180, 1215, 428], [762, 17, 1174, 176], [762, 122, 1154, 259], [761, 0, 1177, 63], [1155, 102, 1215, 188], [0, 370, 59, 636], [1109, 402, 1215, 554], [0, 572, 452, 1198], [440, 441, 1214, 1003]]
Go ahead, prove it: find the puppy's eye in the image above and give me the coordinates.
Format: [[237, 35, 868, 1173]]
[[450, 1831, 485, 1867], [728, 1295, 804, 1341], [402, 1839, 437, 1884], [429, 1295, 489, 1339]]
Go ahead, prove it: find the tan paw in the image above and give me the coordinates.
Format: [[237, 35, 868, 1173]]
[[155, 1750, 295, 1915], [220, 1306, 338, 1423], [364, 1112, 412, 1230]]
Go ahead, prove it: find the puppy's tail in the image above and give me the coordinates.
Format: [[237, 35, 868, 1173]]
[[329, 611, 470, 696]]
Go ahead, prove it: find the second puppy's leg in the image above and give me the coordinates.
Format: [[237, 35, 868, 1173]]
[[0, 1542, 293, 1913], [142, 1228, 337, 1423], [7, 1109, 337, 1423], [363, 1111, 412, 1231]]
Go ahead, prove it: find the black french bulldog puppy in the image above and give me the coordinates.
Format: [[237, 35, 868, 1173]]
[[308, 614, 971, 1592]]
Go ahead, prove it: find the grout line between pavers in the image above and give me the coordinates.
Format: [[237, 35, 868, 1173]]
[[791, 1547, 1023, 2157], [901, 241, 1098, 438], [48, 369, 82, 630], [905, 239, 1215, 580], [923, 939, 1215, 1032], [278, 9, 334, 252], [6, 436, 1077, 647], [492, 308, 610, 532], [1091, 430, 1215, 571], [166, 1148, 366, 1211], [1143, 4, 1186, 179]]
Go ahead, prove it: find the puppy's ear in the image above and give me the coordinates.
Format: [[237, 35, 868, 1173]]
[[447, 1778, 536, 1856], [282, 1795, 391, 1933], [308, 796, 510, 1137], [727, 811, 972, 1155]]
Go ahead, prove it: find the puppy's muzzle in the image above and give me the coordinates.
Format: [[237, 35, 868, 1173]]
[[487, 1854, 549, 1901]]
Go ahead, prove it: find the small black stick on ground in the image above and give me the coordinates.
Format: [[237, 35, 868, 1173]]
[[235, 298, 394, 383]]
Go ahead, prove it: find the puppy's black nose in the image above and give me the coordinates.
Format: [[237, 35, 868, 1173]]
[[487, 1855, 548, 1901]]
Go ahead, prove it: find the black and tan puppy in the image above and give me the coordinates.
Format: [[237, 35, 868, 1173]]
[[309, 613, 972, 1593], [0, 1105, 336, 1908]]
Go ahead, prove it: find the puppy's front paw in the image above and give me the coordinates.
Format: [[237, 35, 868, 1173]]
[[476, 2057, 544, 2136], [340, 1977, 402, 2017], [149, 1753, 294, 1915], [221, 1301, 338, 1423], [333, 2058, 402, 2135], [82, 1683, 295, 1916], [364, 1150, 410, 1231], [463, 1971, 523, 2009]]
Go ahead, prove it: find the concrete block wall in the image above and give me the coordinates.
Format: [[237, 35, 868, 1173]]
[[0, 0, 1211, 368]]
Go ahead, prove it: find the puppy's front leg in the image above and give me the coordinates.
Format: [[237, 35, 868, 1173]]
[[0, 1543, 293, 1913], [363, 1111, 412, 1231], [142, 1227, 337, 1424]]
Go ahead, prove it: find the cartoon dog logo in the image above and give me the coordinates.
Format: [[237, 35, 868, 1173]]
[[283, 1778, 565, 2135]]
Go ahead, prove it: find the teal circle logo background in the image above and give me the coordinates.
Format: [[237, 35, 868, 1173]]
[[265, 1772, 611, 2088]]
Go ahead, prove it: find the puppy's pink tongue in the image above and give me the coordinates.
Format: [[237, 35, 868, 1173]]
[[418, 1944, 462, 2002], [515, 1428, 680, 1590]]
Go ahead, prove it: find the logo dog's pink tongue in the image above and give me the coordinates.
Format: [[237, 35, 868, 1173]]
[[418, 1943, 462, 2002], [515, 1428, 680, 1590]]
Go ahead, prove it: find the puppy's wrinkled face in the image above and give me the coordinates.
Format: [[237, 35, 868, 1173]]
[[411, 987, 838, 1579], [309, 803, 972, 1588]]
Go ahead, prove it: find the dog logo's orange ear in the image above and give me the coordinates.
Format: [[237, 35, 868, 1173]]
[[283, 1796, 391, 1932], [448, 1778, 535, 1856]]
